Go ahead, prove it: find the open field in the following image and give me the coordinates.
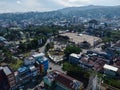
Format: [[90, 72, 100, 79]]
[[60, 32, 101, 46]]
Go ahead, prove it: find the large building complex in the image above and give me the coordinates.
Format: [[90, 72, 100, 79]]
[[17, 53, 49, 85]]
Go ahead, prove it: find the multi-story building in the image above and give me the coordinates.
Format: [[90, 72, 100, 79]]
[[32, 53, 49, 73], [18, 66, 31, 83], [18, 65, 40, 84], [17, 52, 49, 84], [0, 65, 16, 90], [35, 56, 49, 73], [43, 70, 84, 90], [24, 52, 49, 73]]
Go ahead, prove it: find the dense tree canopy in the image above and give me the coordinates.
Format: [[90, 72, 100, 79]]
[[64, 45, 82, 57]]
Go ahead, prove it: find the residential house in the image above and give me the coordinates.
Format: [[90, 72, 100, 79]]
[[79, 56, 106, 72]]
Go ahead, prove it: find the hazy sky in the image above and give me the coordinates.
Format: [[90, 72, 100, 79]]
[[0, 0, 120, 13]]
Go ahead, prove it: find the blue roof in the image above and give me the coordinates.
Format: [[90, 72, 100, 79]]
[[18, 66, 28, 73], [37, 58, 48, 63], [37, 58, 43, 62]]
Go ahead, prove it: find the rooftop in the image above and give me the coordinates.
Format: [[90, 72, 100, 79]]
[[79, 56, 106, 71], [0, 66, 12, 75], [70, 53, 81, 59], [18, 66, 28, 73], [29, 65, 36, 71], [26, 57, 34, 60], [46, 70, 83, 90], [32, 53, 45, 58], [103, 64, 118, 72]]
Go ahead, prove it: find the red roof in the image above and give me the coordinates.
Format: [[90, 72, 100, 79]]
[[52, 70, 83, 90], [80, 56, 106, 71]]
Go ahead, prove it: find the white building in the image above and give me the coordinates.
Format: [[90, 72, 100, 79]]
[[32, 53, 45, 60], [24, 57, 35, 65], [69, 53, 81, 64], [24, 53, 45, 65], [103, 64, 118, 76]]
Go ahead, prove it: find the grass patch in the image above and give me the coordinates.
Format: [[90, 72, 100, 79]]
[[9, 59, 23, 71], [103, 77, 120, 89]]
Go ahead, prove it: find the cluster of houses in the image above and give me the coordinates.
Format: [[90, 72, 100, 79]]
[[0, 52, 49, 90], [69, 49, 120, 77], [43, 70, 84, 90]]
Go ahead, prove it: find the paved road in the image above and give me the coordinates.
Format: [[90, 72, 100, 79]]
[[39, 38, 50, 53], [48, 62, 65, 73]]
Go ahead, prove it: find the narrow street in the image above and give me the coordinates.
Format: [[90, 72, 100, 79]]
[[39, 38, 50, 53], [38, 37, 64, 72]]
